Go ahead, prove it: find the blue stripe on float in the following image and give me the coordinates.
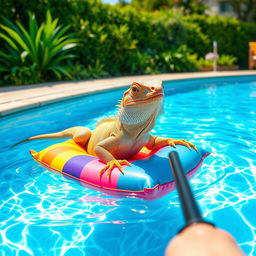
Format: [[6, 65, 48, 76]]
[[117, 164, 155, 191], [117, 145, 208, 191]]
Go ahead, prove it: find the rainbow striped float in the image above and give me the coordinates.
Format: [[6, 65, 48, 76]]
[[30, 140, 209, 200]]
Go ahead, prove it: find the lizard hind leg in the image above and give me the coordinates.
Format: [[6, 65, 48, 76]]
[[71, 127, 92, 146]]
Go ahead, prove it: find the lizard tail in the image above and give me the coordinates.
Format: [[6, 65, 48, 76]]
[[12, 129, 73, 148], [12, 127, 91, 148], [28, 131, 70, 140]]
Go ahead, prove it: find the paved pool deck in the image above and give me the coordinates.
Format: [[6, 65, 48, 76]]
[[1, 70, 256, 117]]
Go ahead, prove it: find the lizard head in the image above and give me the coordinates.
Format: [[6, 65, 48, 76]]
[[118, 80, 164, 125], [121, 80, 164, 107]]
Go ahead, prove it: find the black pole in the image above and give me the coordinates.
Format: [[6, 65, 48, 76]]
[[168, 151, 204, 227]]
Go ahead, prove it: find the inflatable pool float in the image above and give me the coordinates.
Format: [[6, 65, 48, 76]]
[[30, 140, 209, 200]]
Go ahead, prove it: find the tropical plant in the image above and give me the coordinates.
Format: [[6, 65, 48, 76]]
[[0, 1, 255, 85], [0, 11, 78, 85]]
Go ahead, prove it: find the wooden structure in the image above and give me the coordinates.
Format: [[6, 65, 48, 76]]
[[249, 42, 256, 69]]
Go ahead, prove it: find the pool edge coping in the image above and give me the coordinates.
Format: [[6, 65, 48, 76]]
[[1, 71, 256, 117]]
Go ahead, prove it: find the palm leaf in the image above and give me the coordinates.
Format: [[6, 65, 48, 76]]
[[48, 54, 75, 67], [16, 21, 36, 61], [1, 16, 23, 36], [0, 50, 17, 62], [48, 40, 77, 60], [51, 35, 70, 48], [50, 65, 73, 79], [35, 24, 44, 49], [0, 25, 29, 52], [41, 47, 49, 71], [28, 12, 38, 41], [0, 32, 19, 50], [52, 25, 71, 41], [44, 11, 59, 43]]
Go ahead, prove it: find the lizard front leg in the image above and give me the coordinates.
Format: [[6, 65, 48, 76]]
[[146, 135, 197, 151], [94, 136, 131, 180]]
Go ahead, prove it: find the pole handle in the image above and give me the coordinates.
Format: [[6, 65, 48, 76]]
[[168, 151, 215, 232]]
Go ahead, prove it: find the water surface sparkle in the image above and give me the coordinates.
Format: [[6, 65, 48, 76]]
[[0, 76, 255, 255]]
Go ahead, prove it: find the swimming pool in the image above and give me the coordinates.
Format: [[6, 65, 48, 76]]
[[0, 75, 255, 255]]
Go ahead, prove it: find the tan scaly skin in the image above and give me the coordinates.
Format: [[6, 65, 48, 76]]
[[16, 80, 197, 180]]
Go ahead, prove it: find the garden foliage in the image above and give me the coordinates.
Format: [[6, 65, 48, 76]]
[[184, 14, 256, 68], [0, 11, 78, 85], [0, 0, 256, 85]]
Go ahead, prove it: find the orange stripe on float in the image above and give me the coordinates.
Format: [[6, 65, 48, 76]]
[[37, 143, 62, 161], [37, 140, 88, 164], [64, 139, 87, 150], [41, 146, 84, 165]]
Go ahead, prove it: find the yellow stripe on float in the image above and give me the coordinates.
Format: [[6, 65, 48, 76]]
[[37, 140, 87, 161], [50, 150, 85, 172]]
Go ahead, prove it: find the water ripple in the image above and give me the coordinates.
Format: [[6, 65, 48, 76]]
[[0, 78, 256, 255]]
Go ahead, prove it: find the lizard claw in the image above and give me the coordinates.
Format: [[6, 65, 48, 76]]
[[168, 139, 198, 151], [98, 159, 131, 180]]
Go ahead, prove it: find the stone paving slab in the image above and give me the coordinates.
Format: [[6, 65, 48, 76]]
[[1, 71, 256, 116]]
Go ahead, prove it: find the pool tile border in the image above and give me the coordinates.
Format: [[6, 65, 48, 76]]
[[1, 71, 256, 117]]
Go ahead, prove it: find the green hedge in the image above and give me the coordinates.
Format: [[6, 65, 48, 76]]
[[1, 0, 256, 85], [184, 14, 256, 68]]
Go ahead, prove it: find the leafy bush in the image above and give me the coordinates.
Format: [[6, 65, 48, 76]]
[[156, 45, 199, 72], [0, 1, 256, 85], [152, 9, 187, 50], [198, 54, 237, 68], [0, 11, 78, 85], [1, 66, 38, 86], [197, 58, 213, 68], [68, 61, 109, 80], [182, 20, 210, 57], [184, 14, 256, 68], [217, 55, 237, 66]]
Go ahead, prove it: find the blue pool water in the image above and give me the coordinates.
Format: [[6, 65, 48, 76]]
[[0, 76, 256, 256]]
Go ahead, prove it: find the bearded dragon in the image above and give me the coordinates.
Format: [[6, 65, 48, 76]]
[[19, 80, 197, 179]]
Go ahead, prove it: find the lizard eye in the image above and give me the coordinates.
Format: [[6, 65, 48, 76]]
[[131, 86, 139, 94]]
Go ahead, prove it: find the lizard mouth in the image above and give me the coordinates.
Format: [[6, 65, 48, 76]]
[[124, 93, 164, 106]]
